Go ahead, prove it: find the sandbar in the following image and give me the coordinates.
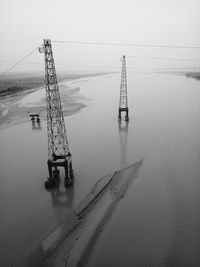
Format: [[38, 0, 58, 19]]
[[23, 160, 143, 267]]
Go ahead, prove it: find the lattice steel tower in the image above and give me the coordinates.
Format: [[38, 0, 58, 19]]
[[118, 55, 129, 121], [39, 39, 73, 188]]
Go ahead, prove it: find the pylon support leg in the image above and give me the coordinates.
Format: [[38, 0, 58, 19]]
[[118, 109, 122, 120], [47, 160, 53, 179], [125, 109, 129, 121], [118, 108, 129, 121], [45, 160, 61, 188], [64, 159, 74, 187], [45, 156, 74, 189]]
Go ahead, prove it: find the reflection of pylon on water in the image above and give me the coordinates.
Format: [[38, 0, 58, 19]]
[[39, 39, 74, 189], [118, 55, 129, 121], [118, 120, 129, 168], [30, 114, 41, 130], [118, 119, 129, 131], [32, 121, 41, 130], [47, 186, 74, 207]]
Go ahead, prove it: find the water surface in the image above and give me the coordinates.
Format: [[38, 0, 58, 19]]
[[0, 73, 200, 266]]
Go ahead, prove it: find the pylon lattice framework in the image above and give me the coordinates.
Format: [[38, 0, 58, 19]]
[[118, 55, 129, 121], [39, 39, 73, 187]]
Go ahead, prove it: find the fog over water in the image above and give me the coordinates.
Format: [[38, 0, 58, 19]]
[[0, 72, 200, 266], [1, 0, 200, 75]]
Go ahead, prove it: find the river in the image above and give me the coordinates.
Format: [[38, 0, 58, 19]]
[[0, 72, 200, 266]]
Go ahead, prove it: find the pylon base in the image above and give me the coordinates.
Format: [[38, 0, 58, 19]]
[[64, 177, 73, 187], [118, 107, 129, 121], [44, 177, 60, 188], [45, 155, 74, 189]]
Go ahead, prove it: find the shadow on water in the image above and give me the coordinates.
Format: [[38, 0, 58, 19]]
[[118, 120, 129, 168]]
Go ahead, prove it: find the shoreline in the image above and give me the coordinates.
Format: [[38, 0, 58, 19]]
[[0, 72, 112, 131], [1, 70, 198, 131], [0, 76, 92, 131], [0, 72, 111, 96], [185, 71, 200, 80]]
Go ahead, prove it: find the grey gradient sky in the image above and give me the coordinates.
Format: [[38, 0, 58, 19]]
[[1, 0, 200, 73]]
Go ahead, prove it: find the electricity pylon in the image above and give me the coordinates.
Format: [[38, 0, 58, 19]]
[[39, 39, 73, 188], [118, 55, 129, 121]]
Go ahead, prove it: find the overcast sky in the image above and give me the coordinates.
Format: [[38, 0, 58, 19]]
[[1, 0, 200, 73]]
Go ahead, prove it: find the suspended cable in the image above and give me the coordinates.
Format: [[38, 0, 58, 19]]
[[0, 58, 197, 73], [127, 55, 200, 62], [52, 40, 200, 49], [1, 55, 200, 66], [0, 61, 115, 68], [0, 48, 38, 79], [0, 60, 42, 65], [97, 59, 120, 73], [0, 60, 120, 70]]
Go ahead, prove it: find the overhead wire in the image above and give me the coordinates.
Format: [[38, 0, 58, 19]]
[[0, 48, 38, 79], [0, 61, 116, 68], [0, 58, 198, 70], [126, 55, 200, 62], [97, 59, 121, 73], [52, 40, 200, 50], [1, 40, 200, 77], [0, 59, 121, 72]]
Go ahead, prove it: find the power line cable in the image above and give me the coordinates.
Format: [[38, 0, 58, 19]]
[[1, 54, 200, 66], [52, 40, 200, 49], [0, 60, 120, 69], [1, 43, 199, 78], [98, 59, 120, 73], [127, 55, 200, 62], [0, 48, 38, 79], [0, 61, 114, 68]]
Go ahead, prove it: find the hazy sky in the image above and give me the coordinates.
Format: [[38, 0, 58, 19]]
[[1, 0, 200, 73]]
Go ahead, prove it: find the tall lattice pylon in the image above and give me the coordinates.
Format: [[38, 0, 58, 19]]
[[118, 55, 129, 121], [39, 39, 73, 188]]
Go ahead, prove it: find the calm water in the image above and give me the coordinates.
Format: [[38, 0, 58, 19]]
[[0, 73, 200, 266]]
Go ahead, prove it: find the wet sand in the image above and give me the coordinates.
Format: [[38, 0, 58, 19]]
[[23, 160, 143, 267], [0, 83, 88, 131]]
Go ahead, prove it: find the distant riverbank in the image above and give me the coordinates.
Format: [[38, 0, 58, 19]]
[[185, 71, 200, 80], [0, 72, 107, 96], [0, 72, 108, 130]]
